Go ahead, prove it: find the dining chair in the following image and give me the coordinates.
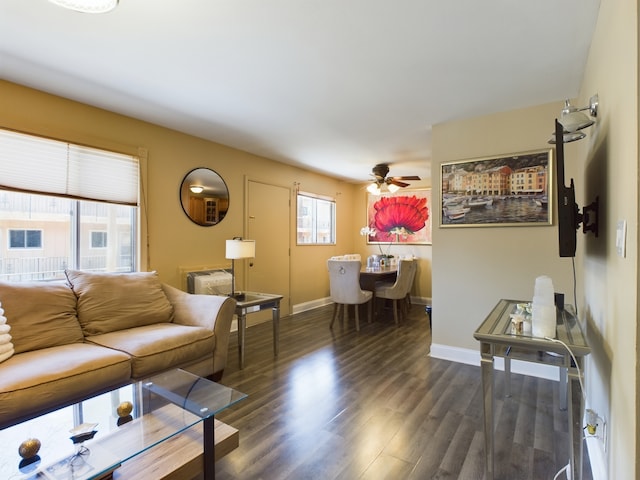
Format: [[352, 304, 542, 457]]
[[375, 258, 416, 324], [404, 259, 417, 309], [327, 259, 373, 332]]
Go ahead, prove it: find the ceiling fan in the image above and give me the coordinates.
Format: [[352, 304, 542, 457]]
[[367, 164, 421, 194]]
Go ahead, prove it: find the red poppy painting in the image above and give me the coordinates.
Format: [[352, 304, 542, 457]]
[[366, 189, 432, 245]]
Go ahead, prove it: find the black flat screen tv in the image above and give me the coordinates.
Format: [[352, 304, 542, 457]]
[[555, 119, 580, 257]]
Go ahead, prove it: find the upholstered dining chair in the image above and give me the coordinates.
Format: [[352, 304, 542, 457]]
[[404, 259, 417, 309], [375, 258, 416, 324], [327, 259, 373, 332]]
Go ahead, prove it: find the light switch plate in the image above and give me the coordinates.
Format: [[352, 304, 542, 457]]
[[616, 220, 627, 257]]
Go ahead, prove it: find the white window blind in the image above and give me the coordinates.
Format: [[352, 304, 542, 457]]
[[0, 129, 139, 206]]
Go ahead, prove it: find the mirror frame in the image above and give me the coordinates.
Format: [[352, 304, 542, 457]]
[[179, 167, 230, 226]]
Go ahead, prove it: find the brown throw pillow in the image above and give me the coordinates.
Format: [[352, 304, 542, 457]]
[[65, 270, 174, 336]]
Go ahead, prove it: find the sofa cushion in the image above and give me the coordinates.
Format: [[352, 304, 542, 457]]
[[0, 281, 83, 354], [65, 270, 174, 336], [86, 323, 215, 379], [0, 343, 131, 427]]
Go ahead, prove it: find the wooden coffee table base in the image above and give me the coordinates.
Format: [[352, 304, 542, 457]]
[[113, 419, 239, 480]]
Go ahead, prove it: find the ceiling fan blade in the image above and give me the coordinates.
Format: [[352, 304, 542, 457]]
[[389, 179, 410, 188], [392, 175, 421, 181]]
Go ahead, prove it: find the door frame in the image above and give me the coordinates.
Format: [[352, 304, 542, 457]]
[[243, 176, 292, 316]]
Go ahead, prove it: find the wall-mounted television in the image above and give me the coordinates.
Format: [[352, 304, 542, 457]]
[[554, 119, 599, 257]]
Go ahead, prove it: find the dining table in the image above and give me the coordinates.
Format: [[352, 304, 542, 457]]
[[359, 266, 398, 319], [359, 266, 397, 292]]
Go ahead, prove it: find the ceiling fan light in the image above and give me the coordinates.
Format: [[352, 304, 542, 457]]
[[367, 183, 381, 195], [387, 183, 401, 193], [48, 0, 118, 13]]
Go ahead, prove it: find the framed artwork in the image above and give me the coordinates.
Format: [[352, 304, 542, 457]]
[[364, 188, 432, 245], [440, 149, 553, 227]]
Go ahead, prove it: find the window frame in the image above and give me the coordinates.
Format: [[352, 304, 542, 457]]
[[8, 229, 43, 249], [90, 230, 108, 249], [296, 191, 336, 245], [0, 128, 140, 281]]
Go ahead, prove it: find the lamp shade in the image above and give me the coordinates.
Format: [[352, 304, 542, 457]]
[[226, 239, 255, 259], [560, 111, 595, 133], [547, 131, 586, 144]]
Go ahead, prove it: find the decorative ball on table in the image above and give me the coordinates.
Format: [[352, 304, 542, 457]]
[[18, 438, 42, 472], [18, 438, 41, 459], [116, 401, 133, 417], [116, 401, 134, 426]]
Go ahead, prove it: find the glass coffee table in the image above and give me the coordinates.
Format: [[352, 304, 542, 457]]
[[0, 369, 246, 480]]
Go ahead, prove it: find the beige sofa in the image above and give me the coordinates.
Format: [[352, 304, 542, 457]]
[[0, 270, 236, 428]]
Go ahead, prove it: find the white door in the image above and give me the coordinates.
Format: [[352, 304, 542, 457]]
[[246, 180, 291, 319]]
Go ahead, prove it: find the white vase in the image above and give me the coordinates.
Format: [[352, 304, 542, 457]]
[[531, 276, 556, 338]]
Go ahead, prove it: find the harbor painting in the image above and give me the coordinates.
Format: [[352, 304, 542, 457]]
[[440, 149, 553, 227]]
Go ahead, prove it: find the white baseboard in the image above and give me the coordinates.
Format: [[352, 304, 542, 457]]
[[429, 343, 559, 381], [410, 296, 430, 306], [292, 296, 431, 315], [292, 297, 333, 315]]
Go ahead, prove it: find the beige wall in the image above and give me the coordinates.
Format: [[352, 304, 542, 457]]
[[432, 102, 578, 350], [578, 0, 638, 478], [0, 80, 346, 309], [0, 80, 434, 311]]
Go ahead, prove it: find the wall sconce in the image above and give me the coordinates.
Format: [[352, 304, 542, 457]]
[[189, 185, 204, 194], [48, 0, 119, 13], [225, 237, 256, 300], [548, 94, 598, 144]]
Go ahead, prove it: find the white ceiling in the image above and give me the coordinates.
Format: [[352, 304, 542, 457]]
[[0, 0, 600, 184]]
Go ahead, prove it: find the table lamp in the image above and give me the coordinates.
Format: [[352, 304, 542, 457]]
[[225, 237, 255, 300]]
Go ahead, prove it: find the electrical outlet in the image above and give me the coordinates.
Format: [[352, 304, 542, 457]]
[[599, 416, 607, 452]]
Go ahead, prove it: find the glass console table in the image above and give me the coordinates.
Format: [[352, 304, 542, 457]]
[[232, 292, 283, 369], [0, 369, 246, 480], [474, 299, 590, 480]]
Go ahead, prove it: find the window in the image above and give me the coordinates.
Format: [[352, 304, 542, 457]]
[[9, 229, 42, 249], [297, 192, 336, 244], [0, 129, 139, 282], [91, 231, 108, 248]]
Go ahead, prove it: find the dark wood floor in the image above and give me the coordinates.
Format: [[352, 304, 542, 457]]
[[215, 303, 592, 480]]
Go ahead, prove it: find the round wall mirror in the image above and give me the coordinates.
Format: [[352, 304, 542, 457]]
[[180, 167, 230, 226]]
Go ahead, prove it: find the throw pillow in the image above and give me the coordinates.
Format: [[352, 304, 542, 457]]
[[65, 270, 174, 336], [0, 282, 83, 354]]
